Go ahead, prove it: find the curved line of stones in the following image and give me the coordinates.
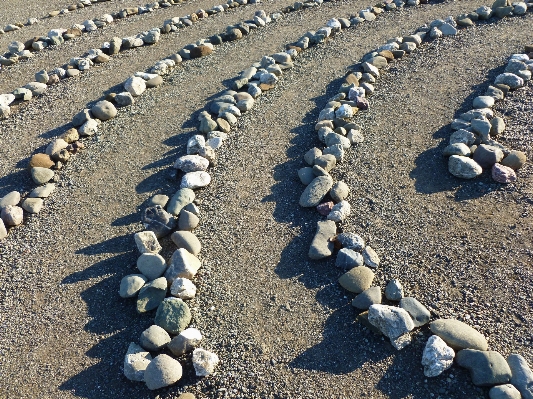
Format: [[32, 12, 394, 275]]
[[117, 0, 460, 391], [294, 2, 533, 397], [0, 0, 263, 113]]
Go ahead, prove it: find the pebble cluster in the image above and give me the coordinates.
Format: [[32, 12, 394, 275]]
[[295, 2, 533, 398]]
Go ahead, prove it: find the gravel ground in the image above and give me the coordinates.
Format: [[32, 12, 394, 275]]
[[0, 1, 532, 399]]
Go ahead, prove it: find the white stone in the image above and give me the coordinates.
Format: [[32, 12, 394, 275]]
[[134, 231, 162, 254], [335, 104, 354, 119], [0, 94, 15, 107], [79, 119, 98, 136], [134, 72, 159, 80], [363, 246, 380, 268], [173, 155, 209, 172], [192, 348, 219, 377], [368, 305, 415, 349], [187, 135, 206, 155], [181, 171, 211, 189], [124, 76, 146, 97], [0, 105, 10, 120], [421, 335, 455, 377], [170, 278, 197, 299], [327, 200, 351, 222], [168, 328, 202, 356], [83, 19, 98, 31], [124, 343, 152, 382]]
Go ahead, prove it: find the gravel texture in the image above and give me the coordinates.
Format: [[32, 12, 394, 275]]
[[0, 1, 532, 398]]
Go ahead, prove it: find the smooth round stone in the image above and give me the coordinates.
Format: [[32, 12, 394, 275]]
[[171, 231, 201, 255], [1, 205, 23, 226], [173, 155, 209, 172], [144, 354, 183, 390], [149, 194, 169, 207], [448, 155, 482, 179], [490, 117, 505, 137], [339, 266, 375, 294], [385, 279, 403, 301], [21, 198, 43, 214], [330, 181, 350, 202], [91, 100, 117, 120], [473, 144, 504, 168], [501, 150, 526, 170], [178, 209, 199, 231], [137, 253, 167, 280], [456, 349, 512, 386], [492, 164, 517, 184], [181, 171, 211, 189], [168, 328, 202, 356], [400, 297, 431, 327], [489, 384, 522, 399], [0, 191, 20, 208], [363, 246, 380, 268], [430, 319, 488, 351], [140, 325, 171, 351], [298, 167, 315, 185], [29, 154, 54, 169], [155, 297, 192, 334], [473, 95, 495, 109], [119, 274, 148, 298], [170, 277, 197, 300], [137, 277, 167, 313], [29, 183, 55, 198], [335, 248, 364, 269], [167, 188, 195, 216], [352, 287, 382, 310], [299, 175, 333, 207], [443, 143, 471, 157]]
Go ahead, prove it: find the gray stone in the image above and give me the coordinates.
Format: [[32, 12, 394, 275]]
[[0, 191, 20, 208], [134, 231, 162, 254], [174, 155, 209, 172], [137, 253, 167, 280], [430, 319, 488, 351], [124, 342, 152, 382], [140, 325, 171, 351], [35, 70, 49, 84], [312, 165, 329, 177], [144, 354, 183, 390], [489, 384, 522, 399], [184, 203, 200, 216], [325, 133, 351, 149], [72, 109, 92, 127], [29, 183, 55, 198], [308, 220, 336, 260], [339, 266, 374, 294], [443, 143, 471, 157], [491, 117, 505, 137], [448, 155, 483, 179], [79, 119, 98, 136], [155, 297, 192, 334], [115, 92, 134, 107], [440, 23, 457, 35], [400, 297, 430, 327], [457, 349, 512, 386], [119, 274, 148, 298], [336, 232, 365, 250], [142, 205, 175, 238], [167, 188, 195, 216], [178, 209, 199, 231], [137, 277, 167, 313], [31, 167, 55, 184], [451, 119, 471, 130], [168, 328, 202, 356], [486, 86, 505, 100], [385, 279, 404, 301], [165, 248, 201, 283], [91, 100, 117, 120], [299, 176, 333, 207], [368, 304, 415, 347], [149, 194, 169, 207], [335, 248, 364, 269], [507, 354, 533, 399], [450, 129, 476, 145], [422, 335, 455, 377], [495, 73, 524, 89], [473, 96, 495, 109], [363, 246, 380, 268], [171, 231, 201, 255], [352, 287, 382, 310], [330, 181, 349, 202], [314, 154, 336, 172], [473, 144, 504, 168], [24, 82, 47, 96], [21, 198, 43, 214], [298, 167, 315, 185], [471, 119, 492, 137], [192, 348, 219, 377]]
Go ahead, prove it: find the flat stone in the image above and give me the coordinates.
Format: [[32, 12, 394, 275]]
[[140, 325, 171, 351], [430, 319, 488, 350], [0, 191, 20, 208], [457, 349, 512, 386], [137, 253, 167, 280], [473, 96, 495, 109], [170, 277, 197, 300], [335, 248, 364, 269], [171, 230, 201, 254], [168, 328, 202, 356], [400, 297, 430, 327], [167, 188, 195, 216], [119, 274, 148, 298], [448, 155, 483, 179], [21, 198, 43, 214], [178, 209, 199, 231], [308, 220, 336, 260], [299, 176, 333, 207], [24, 82, 47, 96], [352, 287, 382, 310], [422, 335, 455, 377], [489, 384, 522, 399], [134, 231, 162, 254], [165, 248, 201, 283], [124, 342, 152, 382], [339, 266, 374, 294], [507, 354, 533, 399], [1, 205, 23, 226], [144, 354, 183, 390], [155, 297, 192, 334], [137, 277, 167, 313], [31, 167, 55, 184]]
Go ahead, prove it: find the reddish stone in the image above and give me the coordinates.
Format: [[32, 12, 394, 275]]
[[491, 163, 517, 184], [317, 201, 334, 216]]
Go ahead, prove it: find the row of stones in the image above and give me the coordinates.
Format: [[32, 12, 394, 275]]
[[299, 3, 533, 399], [446, 48, 531, 182], [0, 0, 264, 121]]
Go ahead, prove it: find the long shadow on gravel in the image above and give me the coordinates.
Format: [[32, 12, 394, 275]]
[[411, 63, 509, 202]]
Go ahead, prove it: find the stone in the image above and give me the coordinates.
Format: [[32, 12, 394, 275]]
[[471, 119, 492, 138], [507, 354, 533, 399], [327, 200, 351, 222], [143, 30, 161, 45], [448, 155, 483, 179], [24, 82, 47, 96], [140, 325, 171, 351], [363, 246, 380, 268], [493, 6, 514, 17], [339, 267, 375, 294], [0, 191, 20, 208], [155, 297, 192, 334], [299, 176, 333, 207], [124, 76, 146, 97], [149, 195, 169, 208], [144, 354, 183, 390], [142, 206, 175, 238], [495, 73, 524, 89], [489, 384, 522, 399], [187, 134, 206, 154], [336, 232, 365, 250], [450, 129, 476, 145], [0, 220, 6, 240], [335, 248, 364, 269], [119, 274, 148, 298], [430, 319, 488, 350], [181, 171, 211, 190], [72, 109, 92, 127], [317, 201, 334, 216], [124, 343, 152, 382], [474, 144, 504, 168], [486, 86, 505, 100], [171, 231, 201, 256], [190, 45, 212, 58], [456, 349, 512, 386], [352, 287, 382, 310], [308, 220, 336, 260], [490, 117, 505, 137], [0, 94, 14, 108], [473, 96, 495, 109], [1, 205, 23, 226], [13, 88, 32, 101], [385, 279, 403, 301], [137, 253, 167, 280], [165, 248, 201, 283], [400, 297, 430, 327], [62, 128, 79, 144], [501, 150, 526, 170], [115, 92, 134, 107], [421, 335, 455, 377], [314, 152, 336, 170], [146, 76, 163, 88], [21, 198, 43, 214], [192, 348, 219, 377], [79, 119, 98, 136], [443, 143, 471, 157], [174, 155, 209, 172], [325, 133, 351, 150], [170, 278, 197, 300], [31, 167, 55, 184], [45, 139, 68, 160], [368, 304, 415, 347], [178, 209, 199, 231], [134, 231, 161, 254], [168, 328, 202, 356], [167, 188, 195, 216], [298, 168, 315, 185], [492, 164, 517, 184], [330, 181, 350, 202], [137, 277, 167, 313], [29, 154, 54, 169], [29, 183, 55, 198]]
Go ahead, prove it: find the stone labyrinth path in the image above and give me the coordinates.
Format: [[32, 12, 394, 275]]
[[0, 0, 532, 397]]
